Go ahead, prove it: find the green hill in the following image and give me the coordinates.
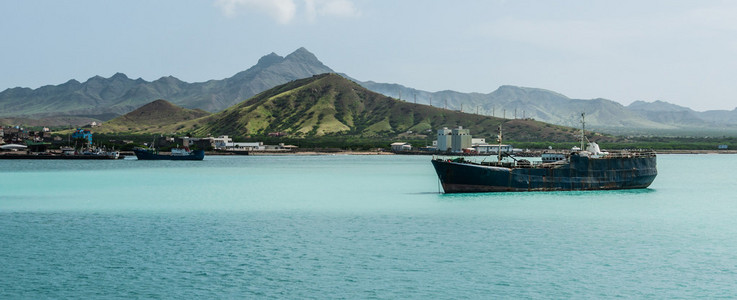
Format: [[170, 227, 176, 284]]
[[192, 73, 591, 143], [95, 99, 210, 134]]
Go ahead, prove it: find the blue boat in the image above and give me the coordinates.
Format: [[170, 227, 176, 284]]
[[133, 147, 205, 160]]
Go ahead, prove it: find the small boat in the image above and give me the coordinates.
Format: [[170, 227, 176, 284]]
[[81, 147, 120, 159], [133, 147, 204, 160]]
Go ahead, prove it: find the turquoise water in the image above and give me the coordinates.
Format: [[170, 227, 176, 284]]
[[1, 154, 737, 298]]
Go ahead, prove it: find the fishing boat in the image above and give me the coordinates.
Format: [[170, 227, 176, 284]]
[[133, 147, 204, 160], [431, 114, 657, 193]]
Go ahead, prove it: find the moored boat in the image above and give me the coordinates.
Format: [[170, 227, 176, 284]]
[[133, 147, 204, 160]]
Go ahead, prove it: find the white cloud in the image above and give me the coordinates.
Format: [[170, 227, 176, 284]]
[[215, 0, 297, 24], [305, 0, 360, 21], [215, 0, 359, 24]]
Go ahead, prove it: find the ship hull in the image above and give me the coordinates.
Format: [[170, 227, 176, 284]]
[[432, 155, 657, 193], [133, 149, 205, 160]]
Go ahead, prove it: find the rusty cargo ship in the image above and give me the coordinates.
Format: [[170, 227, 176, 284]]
[[431, 115, 657, 193]]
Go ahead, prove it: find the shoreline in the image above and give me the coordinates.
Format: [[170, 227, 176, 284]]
[[654, 149, 737, 154], [8, 149, 735, 159], [207, 149, 737, 156]]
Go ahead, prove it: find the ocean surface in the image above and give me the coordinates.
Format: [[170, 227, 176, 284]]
[[1, 154, 736, 298]]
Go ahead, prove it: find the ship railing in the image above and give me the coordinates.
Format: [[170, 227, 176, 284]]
[[603, 149, 656, 158]]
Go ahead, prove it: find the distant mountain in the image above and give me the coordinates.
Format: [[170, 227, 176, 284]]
[[0, 47, 333, 122], [627, 100, 692, 112], [358, 82, 671, 130], [186, 73, 590, 142], [625, 100, 708, 127], [358, 81, 737, 134], [625, 100, 737, 127], [3, 47, 736, 135], [96, 99, 210, 134], [698, 108, 737, 125]]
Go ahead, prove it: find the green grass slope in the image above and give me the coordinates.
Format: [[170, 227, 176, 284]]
[[193, 73, 591, 143], [95, 99, 211, 134]]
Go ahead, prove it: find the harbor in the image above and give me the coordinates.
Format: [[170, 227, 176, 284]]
[[3, 154, 737, 298]]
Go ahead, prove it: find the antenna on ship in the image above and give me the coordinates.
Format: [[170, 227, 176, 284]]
[[580, 112, 586, 151], [497, 123, 503, 162]]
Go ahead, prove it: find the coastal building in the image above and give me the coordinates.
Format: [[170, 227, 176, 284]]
[[472, 138, 486, 145], [264, 143, 293, 150], [390, 142, 412, 152], [212, 135, 233, 149], [0, 144, 27, 151], [718, 144, 728, 150], [71, 128, 93, 145], [451, 126, 472, 153], [436, 127, 452, 152], [174, 137, 216, 150], [226, 142, 264, 151]]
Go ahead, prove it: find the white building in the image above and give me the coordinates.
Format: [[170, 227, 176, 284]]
[[212, 135, 233, 149], [226, 142, 264, 151], [451, 126, 471, 153], [436, 127, 452, 152], [390, 142, 412, 152]]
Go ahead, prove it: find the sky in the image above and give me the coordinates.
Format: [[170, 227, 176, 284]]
[[2, 0, 737, 111]]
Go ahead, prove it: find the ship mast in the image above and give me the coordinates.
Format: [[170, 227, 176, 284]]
[[497, 123, 503, 162], [580, 112, 586, 151]]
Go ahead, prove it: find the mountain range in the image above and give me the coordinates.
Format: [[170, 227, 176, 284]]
[[0, 47, 331, 125], [96, 74, 598, 143], [2, 47, 736, 135]]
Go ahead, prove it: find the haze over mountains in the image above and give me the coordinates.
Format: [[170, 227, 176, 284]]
[[2, 47, 736, 135]]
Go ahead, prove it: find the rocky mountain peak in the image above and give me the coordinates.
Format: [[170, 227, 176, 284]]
[[256, 52, 284, 67], [284, 47, 321, 64]]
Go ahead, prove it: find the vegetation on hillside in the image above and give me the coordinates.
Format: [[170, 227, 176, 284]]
[[191, 74, 586, 143], [52, 73, 737, 151], [94, 99, 211, 134]]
